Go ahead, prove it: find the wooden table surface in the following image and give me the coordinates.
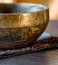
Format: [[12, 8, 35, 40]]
[[0, 20, 58, 65]]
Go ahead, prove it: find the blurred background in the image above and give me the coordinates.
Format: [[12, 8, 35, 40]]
[[0, 0, 58, 20]]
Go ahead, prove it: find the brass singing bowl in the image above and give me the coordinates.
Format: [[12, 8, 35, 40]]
[[0, 3, 49, 49]]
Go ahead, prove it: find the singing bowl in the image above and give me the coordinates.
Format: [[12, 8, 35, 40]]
[[0, 3, 49, 49]]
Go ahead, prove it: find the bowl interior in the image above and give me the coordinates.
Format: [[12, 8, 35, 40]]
[[0, 3, 48, 13]]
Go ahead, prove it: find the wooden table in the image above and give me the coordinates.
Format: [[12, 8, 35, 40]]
[[0, 20, 58, 65]]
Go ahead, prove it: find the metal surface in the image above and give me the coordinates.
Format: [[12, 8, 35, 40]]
[[0, 3, 49, 49]]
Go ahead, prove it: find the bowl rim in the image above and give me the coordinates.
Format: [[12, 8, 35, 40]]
[[0, 3, 49, 14]]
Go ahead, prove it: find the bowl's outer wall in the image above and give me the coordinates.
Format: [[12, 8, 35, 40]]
[[0, 5, 49, 49]]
